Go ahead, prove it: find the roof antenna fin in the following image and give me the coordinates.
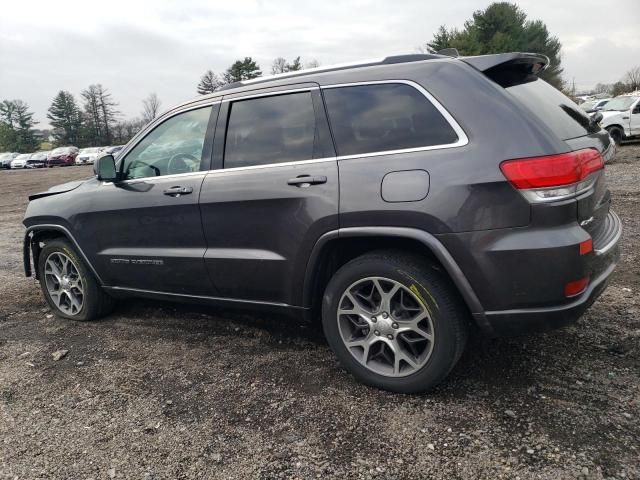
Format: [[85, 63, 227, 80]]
[[437, 48, 459, 57]]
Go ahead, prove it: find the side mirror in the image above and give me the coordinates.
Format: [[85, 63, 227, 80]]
[[94, 155, 118, 182], [591, 111, 603, 125]]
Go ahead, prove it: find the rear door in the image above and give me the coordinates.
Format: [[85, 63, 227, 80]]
[[199, 85, 338, 306], [78, 103, 219, 295]]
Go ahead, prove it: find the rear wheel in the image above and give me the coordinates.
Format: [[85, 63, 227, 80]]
[[322, 251, 468, 393], [607, 126, 624, 146], [38, 238, 114, 321]]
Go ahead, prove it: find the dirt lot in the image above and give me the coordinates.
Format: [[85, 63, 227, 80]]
[[1, 146, 639, 480]]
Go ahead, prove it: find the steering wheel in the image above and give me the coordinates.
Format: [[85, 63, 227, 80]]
[[167, 153, 198, 175]]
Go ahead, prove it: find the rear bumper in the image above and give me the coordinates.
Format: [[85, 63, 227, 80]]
[[439, 210, 622, 336], [480, 211, 622, 336]]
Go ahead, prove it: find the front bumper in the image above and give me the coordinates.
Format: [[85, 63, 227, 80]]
[[479, 211, 622, 336]]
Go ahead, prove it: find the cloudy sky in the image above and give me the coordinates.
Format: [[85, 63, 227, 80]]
[[1, 0, 639, 128]]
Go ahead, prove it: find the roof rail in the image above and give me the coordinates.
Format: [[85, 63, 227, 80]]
[[218, 53, 444, 91]]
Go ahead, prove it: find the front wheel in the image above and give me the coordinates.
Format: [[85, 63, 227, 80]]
[[607, 126, 624, 146], [322, 251, 468, 393], [37, 238, 114, 321]]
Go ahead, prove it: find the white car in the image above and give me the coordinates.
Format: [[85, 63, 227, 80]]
[[10, 153, 31, 169], [580, 98, 611, 115], [599, 93, 640, 145], [75, 147, 105, 165]]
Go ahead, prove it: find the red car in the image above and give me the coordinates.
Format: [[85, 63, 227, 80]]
[[46, 147, 79, 167]]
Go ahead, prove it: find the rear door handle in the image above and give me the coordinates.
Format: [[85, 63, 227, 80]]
[[163, 186, 193, 196], [287, 175, 327, 187]]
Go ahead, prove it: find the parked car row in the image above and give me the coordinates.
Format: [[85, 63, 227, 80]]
[[0, 145, 125, 169]]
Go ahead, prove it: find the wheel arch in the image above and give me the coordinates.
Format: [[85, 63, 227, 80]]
[[24, 224, 103, 285], [303, 227, 490, 331]]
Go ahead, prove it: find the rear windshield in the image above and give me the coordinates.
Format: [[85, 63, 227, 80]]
[[506, 78, 598, 140]]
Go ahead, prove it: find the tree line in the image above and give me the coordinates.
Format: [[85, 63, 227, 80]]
[[592, 67, 640, 97], [0, 88, 162, 153]]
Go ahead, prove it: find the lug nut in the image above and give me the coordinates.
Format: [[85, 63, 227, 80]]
[[387, 334, 393, 340], [392, 322, 398, 329], [382, 312, 388, 319], [374, 330, 380, 336], [371, 316, 377, 323]]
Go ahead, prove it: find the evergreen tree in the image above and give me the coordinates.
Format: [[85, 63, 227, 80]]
[[426, 3, 564, 89], [46, 90, 82, 146], [223, 57, 262, 83], [0, 99, 40, 152], [197, 70, 223, 94]]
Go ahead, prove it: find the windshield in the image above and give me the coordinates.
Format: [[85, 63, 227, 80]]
[[83, 147, 101, 153], [603, 97, 638, 111], [31, 152, 47, 159], [580, 100, 596, 111], [16, 154, 31, 160]]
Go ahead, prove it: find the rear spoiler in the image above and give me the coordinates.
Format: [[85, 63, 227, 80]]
[[461, 52, 549, 87]]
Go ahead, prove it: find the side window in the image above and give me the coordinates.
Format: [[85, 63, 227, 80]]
[[122, 106, 212, 179], [633, 102, 640, 114], [323, 83, 459, 157], [224, 92, 316, 168]]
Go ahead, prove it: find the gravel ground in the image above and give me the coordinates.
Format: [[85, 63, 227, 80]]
[[1, 146, 639, 480]]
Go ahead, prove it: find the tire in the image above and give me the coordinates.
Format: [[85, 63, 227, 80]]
[[607, 126, 624, 146], [37, 238, 114, 321], [322, 250, 468, 393]]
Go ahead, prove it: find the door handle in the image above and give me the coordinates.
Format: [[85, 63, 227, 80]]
[[163, 186, 193, 196], [287, 175, 327, 187]]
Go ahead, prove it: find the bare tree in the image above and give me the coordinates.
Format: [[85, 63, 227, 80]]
[[624, 66, 640, 92], [305, 59, 320, 69], [142, 93, 162, 124], [593, 83, 611, 94], [271, 57, 288, 75]]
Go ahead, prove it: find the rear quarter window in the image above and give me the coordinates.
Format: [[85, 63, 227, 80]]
[[506, 78, 598, 140], [322, 83, 459, 157]]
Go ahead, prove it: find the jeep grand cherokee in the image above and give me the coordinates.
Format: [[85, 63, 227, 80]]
[[22, 52, 621, 393]]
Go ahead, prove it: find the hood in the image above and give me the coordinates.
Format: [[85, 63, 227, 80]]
[[599, 110, 624, 121], [28, 179, 88, 201]]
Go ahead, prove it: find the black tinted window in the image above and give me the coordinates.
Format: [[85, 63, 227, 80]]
[[224, 92, 316, 168], [323, 83, 458, 157], [506, 78, 598, 140]]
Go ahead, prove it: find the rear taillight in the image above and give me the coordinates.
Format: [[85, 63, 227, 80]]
[[500, 148, 604, 202]]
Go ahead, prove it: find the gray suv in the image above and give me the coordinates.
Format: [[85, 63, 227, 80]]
[[22, 53, 621, 393]]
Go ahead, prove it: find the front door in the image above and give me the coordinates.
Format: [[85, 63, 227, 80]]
[[199, 87, 338, 306], [630, 100, 640, 136], [78, 104, 218, 295]]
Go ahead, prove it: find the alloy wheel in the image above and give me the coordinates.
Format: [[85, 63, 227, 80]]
[[44, 252, 84, 316], [337, 277, 435, 377]]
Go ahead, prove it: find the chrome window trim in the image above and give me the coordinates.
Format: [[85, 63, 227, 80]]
[[205, 157, 337, 175], [209, 79, 468, 174], [321, 79, 468, 159], [109, 80, 469, 180], [101, 171, 207, 186], [221, 86, 319, 102]]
